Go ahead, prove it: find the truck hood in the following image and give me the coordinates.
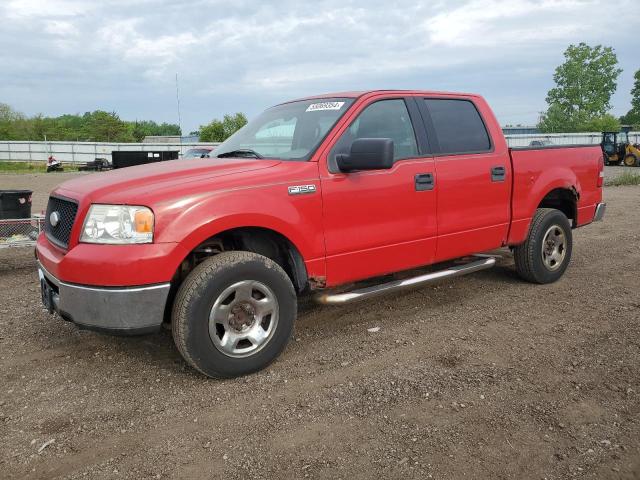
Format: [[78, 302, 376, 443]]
[[55, 157, 281, 204]]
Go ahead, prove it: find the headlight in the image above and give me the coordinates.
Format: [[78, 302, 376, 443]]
[[80, 205, 154, 244]]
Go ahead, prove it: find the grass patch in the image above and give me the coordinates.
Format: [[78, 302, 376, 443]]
[[605, 170, 640, 187], [0, 161, 79, 174], [0, 161, 47, 173]]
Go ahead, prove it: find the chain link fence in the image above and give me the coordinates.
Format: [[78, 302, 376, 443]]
[[0, 216, 45, 248]]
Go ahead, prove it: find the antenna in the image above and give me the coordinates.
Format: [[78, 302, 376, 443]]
[[175, 73, 182, 145]]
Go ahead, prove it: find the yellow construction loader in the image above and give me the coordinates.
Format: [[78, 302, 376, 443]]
[[601, 129, 640, 166]]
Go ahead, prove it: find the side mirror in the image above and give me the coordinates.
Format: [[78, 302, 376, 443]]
[[336, 138, 394, 172]]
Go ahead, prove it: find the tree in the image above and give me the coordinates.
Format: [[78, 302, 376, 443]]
[[0, 103, 182, 142], [81, 111, 128, 142], [127, 120, 181, 142], [581, 114, 620, 132], [0, 103, 28, 139], [539, 43, 622, 133], [0, 103, 24, 122], [537, 104, 578, 133], [199, 113, 247, 142], [620, 69, 640, 128], [156, 122, 181, 136]]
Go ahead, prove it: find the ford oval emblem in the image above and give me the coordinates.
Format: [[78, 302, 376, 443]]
[[50, 211, 60, 227]]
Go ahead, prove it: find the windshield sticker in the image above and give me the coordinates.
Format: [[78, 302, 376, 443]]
[[306, 101, 345, 112]]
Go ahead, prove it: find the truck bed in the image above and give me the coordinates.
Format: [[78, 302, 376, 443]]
[[508, 144, 603, 244]]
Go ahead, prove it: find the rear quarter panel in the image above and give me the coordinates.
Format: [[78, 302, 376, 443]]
[[508, 145, 603, 245]]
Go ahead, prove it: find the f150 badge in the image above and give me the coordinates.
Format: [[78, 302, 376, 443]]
[[288, 184, 317, 195]]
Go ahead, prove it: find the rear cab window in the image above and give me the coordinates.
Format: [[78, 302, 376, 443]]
[[422, 99, 492, 155]]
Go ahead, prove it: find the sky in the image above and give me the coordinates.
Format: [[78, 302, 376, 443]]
[[1, 0, 639, 134]]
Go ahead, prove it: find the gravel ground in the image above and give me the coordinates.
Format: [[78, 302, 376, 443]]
[[0, 172, 89, 213], [603, 166, 640, 181], [0, 176, 639, 479]]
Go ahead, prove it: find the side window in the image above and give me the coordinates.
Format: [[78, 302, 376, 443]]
[[331, 99, 418, 162], [424, 99, 491, 154]]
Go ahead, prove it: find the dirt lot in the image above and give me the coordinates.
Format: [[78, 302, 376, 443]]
[[0, 172, 88, 213], [0, 174, 639, 480]]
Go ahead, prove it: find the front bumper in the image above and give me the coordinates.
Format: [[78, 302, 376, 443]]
[[593, 202, 606, 222], [38, 262, 170, 335]]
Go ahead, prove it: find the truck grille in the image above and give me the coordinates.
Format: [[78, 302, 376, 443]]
[[45, 196, 79, 249]]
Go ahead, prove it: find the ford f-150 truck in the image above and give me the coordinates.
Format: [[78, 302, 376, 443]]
[[36, 90, 606, 378]]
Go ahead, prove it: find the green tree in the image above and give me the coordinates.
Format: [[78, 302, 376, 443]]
[[156, 122, 181, 136], [127, 120, 181, 142], [581, 114, 620, 132], [620, 69, 640, 128], [81, 111, 128, 142], [539, 43, 622, 133], [0, 104, 182, 142], [129, 121, 148, 142], [199, 113, 247, 142], [537, 104, 578, 133], [0, 103, 27, 139], [0, 103, 24, 122]]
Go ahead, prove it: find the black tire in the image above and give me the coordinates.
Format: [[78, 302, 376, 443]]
[[624, 154, 639, 167], [172, 251, 296, 378], [513, 208, 572, 284]]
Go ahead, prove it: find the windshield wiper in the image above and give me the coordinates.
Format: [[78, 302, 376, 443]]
[[216, 149, 263, 159]]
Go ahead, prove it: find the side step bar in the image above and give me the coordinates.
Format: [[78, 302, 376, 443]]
[[314, 255, 496, 305]]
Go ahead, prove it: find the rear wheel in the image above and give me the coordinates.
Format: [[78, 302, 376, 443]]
[[172, 251, 296, 378], [624, 154, 639, 167], [513, 208, 572, 284]]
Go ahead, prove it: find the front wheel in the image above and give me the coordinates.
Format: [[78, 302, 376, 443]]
[[172, 251, 296, 378], [513, 208, 573, 284]]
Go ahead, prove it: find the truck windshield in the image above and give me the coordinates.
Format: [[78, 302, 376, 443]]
[[214, 98, 354, 161], [183, 148, 212, 158]]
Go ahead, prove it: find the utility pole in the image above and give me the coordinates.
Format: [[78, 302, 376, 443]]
[[176, 73, 182, 150]]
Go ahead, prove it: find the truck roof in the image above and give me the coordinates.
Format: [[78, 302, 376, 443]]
[[285, 90, 482, 104]]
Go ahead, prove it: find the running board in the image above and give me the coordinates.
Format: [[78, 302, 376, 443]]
[[314, 255, 496, 305]]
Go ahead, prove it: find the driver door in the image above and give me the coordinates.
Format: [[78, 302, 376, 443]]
[[319, 96, 437, 286]]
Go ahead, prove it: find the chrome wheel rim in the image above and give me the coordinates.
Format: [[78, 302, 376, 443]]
[[541, 225, 566, 271], [209, 280, 279, 358]]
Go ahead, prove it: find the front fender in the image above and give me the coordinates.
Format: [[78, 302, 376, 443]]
[[154, 184, 326, 274]]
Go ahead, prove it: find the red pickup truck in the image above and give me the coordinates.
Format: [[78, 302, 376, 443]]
[[36, 90, 605, 378]]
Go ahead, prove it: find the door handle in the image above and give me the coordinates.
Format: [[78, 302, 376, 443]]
[[491, 166, 506, 182], [415, 173, 435, 191]]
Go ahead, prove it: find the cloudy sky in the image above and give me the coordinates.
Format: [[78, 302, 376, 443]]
[[1, 0, 639, 134]]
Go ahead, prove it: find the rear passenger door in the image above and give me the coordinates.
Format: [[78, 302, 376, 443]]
[[418, 97, 511, 262]]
